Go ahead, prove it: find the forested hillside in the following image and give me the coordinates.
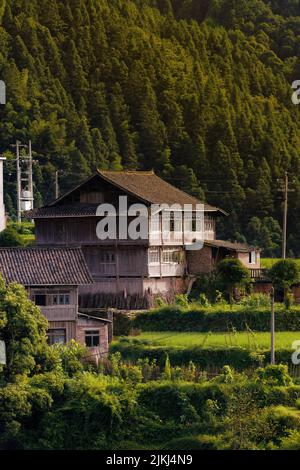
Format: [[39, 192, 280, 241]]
[[0, 0, 300, 255]]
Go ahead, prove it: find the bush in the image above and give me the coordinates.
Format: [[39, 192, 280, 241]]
[[163, 434, 222, 450], [111, 340, 296, 371], [137, 382, 199, 423], [239, 293, 271, 308], [279, 430, 300, 450], [0, 227, 23, 247], [132, 304, 300, 332], [256, 365, 293, 387], [113, 311, 132, 336]]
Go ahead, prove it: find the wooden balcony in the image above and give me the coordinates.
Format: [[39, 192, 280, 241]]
[[148, 263, 185, 278], [250, 268, 269, 280]]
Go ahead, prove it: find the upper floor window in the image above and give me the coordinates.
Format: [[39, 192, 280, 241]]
[[165, 212, 182, 233], [99, 252, 116, 264], [205, 219, 214, 231], [34, 291, 71, 306], [52, 293, 70, 305], [34, 294, 46, 306], [249, 251, 257, 264]]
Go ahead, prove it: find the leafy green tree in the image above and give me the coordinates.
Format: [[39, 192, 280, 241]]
[[269, 259, 300, 303], [217, 258, 251, 304], [0, 278, 49, 380]]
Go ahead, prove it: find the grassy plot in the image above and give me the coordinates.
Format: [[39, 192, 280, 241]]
[[261, 258, 300, 269], [126, 331, 300, 350]]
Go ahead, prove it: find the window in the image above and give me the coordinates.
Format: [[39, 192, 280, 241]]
[[162, 249, 183, 264], [85, 330, 100, 347], [249, 251, 257, 264], [53, 293, 70, 305], [34, 294, 46, 306], [99, 252, 115, 264], [205, 218, 214, 231], [47, 329, 66, 345], [169, 213, 175, 232], [149, 248, 160, 264]]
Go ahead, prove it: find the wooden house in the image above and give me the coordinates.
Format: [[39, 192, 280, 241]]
[[0, 246, 111, 358], [27, 170, 261, 308]]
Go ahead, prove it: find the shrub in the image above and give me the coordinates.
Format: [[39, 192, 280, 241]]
[[174, 294, 189, 309], [132, 304, 300, 332], [239, 293, 270, 308], [163, 434, 222, 450], [256, 365, 293, 387], [113, 311, 132, 336], [217, 258, 251, 303], [111, 339, 298, 372], [0, 227, 23, 247], [279, 430, 300, 450], [137, 382, 199, 423]]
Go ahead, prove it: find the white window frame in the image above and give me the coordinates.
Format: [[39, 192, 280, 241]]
[[148, 247, 160, 264], [249, 251, 257, 265]]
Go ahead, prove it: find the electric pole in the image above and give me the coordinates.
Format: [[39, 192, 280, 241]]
[[12, 140, 34, 222], [16, 140, 21, 223], [278, 172, 294, 259], [270, 286, 275, 365], [54, 170, 59, 199]]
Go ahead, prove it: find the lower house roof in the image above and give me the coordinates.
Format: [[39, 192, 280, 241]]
[[204, 239, 260, 253], [78, 312, 112, 323], [0, 246, 93, 286]]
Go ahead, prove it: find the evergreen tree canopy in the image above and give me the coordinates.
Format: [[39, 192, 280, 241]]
[[0, 0, 300, 254]]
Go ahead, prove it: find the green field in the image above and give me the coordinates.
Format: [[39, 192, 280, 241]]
[[261, 258, 300, 269], [128, 331, 300, 350]]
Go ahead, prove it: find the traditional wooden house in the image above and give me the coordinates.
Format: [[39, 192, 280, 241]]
[[27, 170, 261, 308], [0, 246, 111, 358]]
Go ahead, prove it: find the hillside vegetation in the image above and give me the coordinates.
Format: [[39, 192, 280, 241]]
[[0, 0, 300, 254]]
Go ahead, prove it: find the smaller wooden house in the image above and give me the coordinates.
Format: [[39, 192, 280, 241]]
[[0, 246, 111, 360]]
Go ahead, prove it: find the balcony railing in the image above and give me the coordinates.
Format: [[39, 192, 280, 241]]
[[250, 268, 269, 280]]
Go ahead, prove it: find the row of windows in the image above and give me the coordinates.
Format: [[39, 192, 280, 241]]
[[148, 248, 184, 264], [99, 252, 115, 264], [34, 292, 70, 307], [151, 216, 213, 233], [47, 329, 100, 347]]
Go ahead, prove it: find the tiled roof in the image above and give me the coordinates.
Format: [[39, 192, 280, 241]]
[[26, 204, 99, 218], [27, 171, 227, 218], [98, 170, 225, 212], [205, 239, 260, 252], [0, 247, 93, 286]]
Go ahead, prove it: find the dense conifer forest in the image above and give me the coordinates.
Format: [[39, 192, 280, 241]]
[[0, 0, 300, 255]]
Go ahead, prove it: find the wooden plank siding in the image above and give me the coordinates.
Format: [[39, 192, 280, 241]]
[[35, 214, 216, 247]]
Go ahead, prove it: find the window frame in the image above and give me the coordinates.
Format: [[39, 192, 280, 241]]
[[47, 328, 66, 346], [249, 251, 257, 265], [148, 247, 160, 264], [99, 251, 116, 264], [85, 329, 100, 347]]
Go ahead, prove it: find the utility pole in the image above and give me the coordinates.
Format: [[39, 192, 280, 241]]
[[54, 170, 59, 199], [16, 140, 21, 223], [278, 172, 294, 259], [282, 172, 288, 259], [12, 140, 34, 222], [270, 286, 275, 365]]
